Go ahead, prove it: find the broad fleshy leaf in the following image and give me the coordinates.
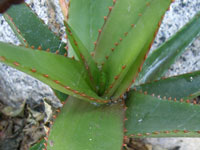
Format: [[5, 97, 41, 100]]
[[135, 71, 200, 101], [68, 0, 113, 52], [46, 96, 124, 150], [0, 42, 109, 104], [125, 91, 200, 137], [4, 3, 67, 55], [65, 23, 101, 91], [94, 0, 152, 63], [99, 0, 172, 99], [137, 12, 200, 84]]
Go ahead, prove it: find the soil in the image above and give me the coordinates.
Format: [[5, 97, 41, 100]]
[[0, 109, 46, 150]]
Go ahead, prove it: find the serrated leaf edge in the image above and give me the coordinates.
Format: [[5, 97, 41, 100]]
[[42, 96, 70, 150], [5, 3, 68, 56], [127, 130, 200, 138], [0, 55, 110, 104], [133, 89, 198, 105], [65, 23, 98, 90], [93, 0, 117, 52], [111, 0, 175, 100]]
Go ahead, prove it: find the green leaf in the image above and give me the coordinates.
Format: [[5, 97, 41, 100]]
[[135, 71, 200, 101], [65, 23, 101, 91], [0, 42, 109, 104], [30, 139, 45, 150], [137, 12, 200, 84], [46, 96, 124, 150], [53, 89, 68, 102], [94, 0, 152, 63], [125, 91, 200, 137], [112, 49, 149, 99], [100, 0, 172, 99], [68, 0, 113, 52], [4, 3, 67, 55]]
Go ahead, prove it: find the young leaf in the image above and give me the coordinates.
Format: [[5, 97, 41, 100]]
[[68, 0, 113, 52], [137, 12, 200, 84], [135, 70, 200, 101], [125, 91, 200, 137], [46, 96, 124, 150], [4, 3, 67, 55], [65, 23, 101, 91], [112, 48, 150, 99], [0, 42, 109, 104], [100, 0, 172, 99]]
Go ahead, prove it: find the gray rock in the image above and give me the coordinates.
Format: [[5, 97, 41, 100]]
[[0, 63, 62, 117], [145, 138, 200, 150], [0, 0, 63, 118], [146, 0, 200, 149], [152, 145, 168, 150], [151, 0, 200, 76]]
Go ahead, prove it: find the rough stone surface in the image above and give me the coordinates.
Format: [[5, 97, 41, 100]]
[[0, 1, 63, 149], [0, 0, 62, 118], [147, 0, 200, 149], [144, 138, 200, 150], [0, 63, 62, 117], [147, 0, 200, 148], [152, 0, 200, 77]]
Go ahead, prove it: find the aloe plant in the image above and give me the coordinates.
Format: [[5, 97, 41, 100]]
[[0, 0, 200, 150]]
